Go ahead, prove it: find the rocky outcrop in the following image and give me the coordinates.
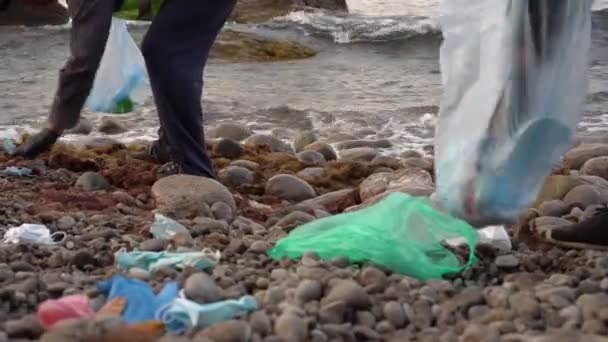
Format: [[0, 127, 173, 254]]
[[0, 0, 68, 26]]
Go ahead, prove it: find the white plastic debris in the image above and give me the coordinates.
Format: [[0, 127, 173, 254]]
[[446, 225, 512, 252], [1, 224, 66, 245]]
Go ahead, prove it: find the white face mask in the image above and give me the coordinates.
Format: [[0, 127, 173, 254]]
[[1, 224, 66, 245]]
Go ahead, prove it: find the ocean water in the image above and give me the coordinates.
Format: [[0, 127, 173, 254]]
[[1, 1, 608, 155]]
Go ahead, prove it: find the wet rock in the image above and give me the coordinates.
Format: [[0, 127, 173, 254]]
[[230, 160, 259, 170], [461, 323, 500, 342], [495, 255, 520, 269], [245, 134, 293, 153], [336, 139, 392, 150], [196, 320, 252, 342], [265, 174, 316, 202], [339, 147, 379, 162], [296, 280, 322, 302], [293, 131, 318, 152], [152, 175, 236, 219], [509, 292, 540, 318], [304, 142, 337, 161], [139, 238, 168, 252], [297, 151, 326, 166], [66, 118, 93, 135], [75, 172, 111, 191], [323, 279, 371, 309], [208, 122, 252, 141], [98, 117, 127, 135], [564, 144, 608, 170], [296, 167, 326, 181], [184, 273, 222, 304], [535, 175, 608, 206], [218, 166, 255, 188], [250, 311, 272, 336], [359, 168, 434, 203], [371, 155, 403, 169], [539, 200, 571, 217], [581, 156, 608, 180], [213, 139, 243, 159], [302, 0, 347, 11], [401, 150, 422, 159], [301, 189, 358, 214], [384, 301, 406, 328], [4, 315, 43, 339], [274, 313, 308, 342], [563, 185, 604, 207]]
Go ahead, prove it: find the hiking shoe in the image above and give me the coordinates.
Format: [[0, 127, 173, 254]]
[[157, 162, 182, 177], [539, 205, 608, 250], [129, 142, 170, 164], [14, 128, 59, 159]]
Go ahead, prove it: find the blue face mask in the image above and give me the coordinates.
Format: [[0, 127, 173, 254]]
[[115, 249, 220, 273], [97, 275, 180, 323], [156, 294, 258, 334]]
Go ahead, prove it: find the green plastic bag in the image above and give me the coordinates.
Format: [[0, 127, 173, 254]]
[[269, 192, 478, 280]]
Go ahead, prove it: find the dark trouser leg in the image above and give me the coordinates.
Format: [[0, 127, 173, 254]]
[[48, 0, 113, 131], [141, 0, 236, 178]]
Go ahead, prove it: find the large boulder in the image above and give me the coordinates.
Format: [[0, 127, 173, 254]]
[[265, 174, 317, 202], [563, 144, 608, 170], [152, 175, 236, 220], [212, 31, 316, 62], [534, 175, 608, 207], [0, 0, 68, 26]]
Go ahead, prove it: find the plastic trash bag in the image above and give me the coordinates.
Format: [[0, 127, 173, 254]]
[[269, 193, 478, 280], [86, 17, 147, 114], [150, 214, 192, 240], [435, 0, 593, 226], [1, 224, 66, 245], [37, 295, 94, 330]]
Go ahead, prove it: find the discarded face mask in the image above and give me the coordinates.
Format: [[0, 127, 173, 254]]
[[156, 295, 258, 334], [115, 249, 220, 273], [0, 166, 32, 177], [149, 214, 192, 240], [97, 275, 179, 323], [37, 295, 94, 330], [1, 224, 66, 245]]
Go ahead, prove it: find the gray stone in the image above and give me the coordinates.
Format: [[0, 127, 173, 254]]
[[304, 142, 337, 161], [75, 172, 111, 191], [274, 313, 308, 342], [265, 174, 316, 202], [212, 202, 234, 222], [339, 147, 379, 162], [296, 167, 326, 182], [213, 139, 243, 159], [336, 139, 392, 150], [184, 272, 223, 304], [296, 280, 322, 303], [402, 157, 433, 171], [56, 216, 76, 230], [293, 131, 318, 152], [218, 166, 255, 188], [250, 311, 272, 336], [208, 122, 252, 141], [4, 315, 43, 339], [564, 144, 608, 169], [581, 156, 608, 180], [297, 151, 327, 166], [383, 301, 406, 328], [576, 293, 608, 320], [509, 292, 540, 318], [319, 301, 346, 324], [322, 279, 371, 309], [495, 255, 520, 269], [539, 200, 571, 217], [249, 241, 268, 254], [152, 175, 236, 219], [139, 238, 168, 252], [230, 160, 259, 170], [66, 117, 93, 135], [359, 266, 388, 291], [98, 117, 127, 135], [563, 185, 604, 207]]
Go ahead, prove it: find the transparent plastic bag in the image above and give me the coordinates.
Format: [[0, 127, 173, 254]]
[[269, 193, 478, 280], [86, 17, 147, 114], [435, 0, 593, 226]]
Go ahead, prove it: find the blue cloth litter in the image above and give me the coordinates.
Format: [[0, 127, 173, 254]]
[[97, 275, 179, 323], [115, 250, 218, 273], [156, 295, 258, 334]]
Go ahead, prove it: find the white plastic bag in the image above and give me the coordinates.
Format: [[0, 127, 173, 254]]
[[1, 224, 66, 245], [86, 17, 147, 114], [435, 0, 593, 226]]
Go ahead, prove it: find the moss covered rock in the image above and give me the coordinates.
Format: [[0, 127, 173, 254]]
[[211, 30, 316, 62]]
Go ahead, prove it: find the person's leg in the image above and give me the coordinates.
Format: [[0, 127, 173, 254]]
[[141, 0, 236, 178], [538, 206, 608, 250], [15, 0, 113, 159], [49, 0, 114, 132]]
